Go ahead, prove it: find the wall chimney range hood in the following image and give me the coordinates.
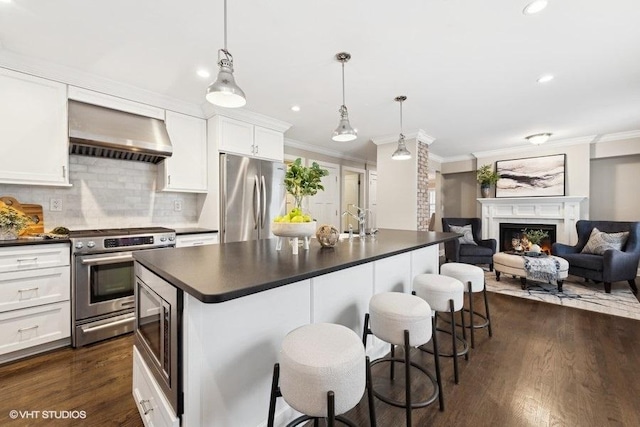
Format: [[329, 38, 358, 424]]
[[68, 100, 173, 164]]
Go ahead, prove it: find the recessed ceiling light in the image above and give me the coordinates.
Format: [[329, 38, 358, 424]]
[[196, 69, 210, 79], [523, 0, 548, 15], [0, 0, 12, 4], [291, 105, 301, 112], [537, 74, 554, 83]]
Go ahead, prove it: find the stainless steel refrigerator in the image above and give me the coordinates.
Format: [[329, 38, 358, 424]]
[[220, 153, 286, 243]]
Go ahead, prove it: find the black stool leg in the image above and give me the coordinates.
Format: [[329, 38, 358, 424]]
[[467, 281, 475, 349], [403, 330, 411, 427], [267, 363, 281, 427], [390, 344, 396, 380], [431, 316, 444, 411], [327, 391, 335, 427], [314, 419, 320, 427], [483, 285, 493, 337], [449, 299, 459, 384], [362, 313, 370, 347], [366, 356, 377, 427], [460, 304, 469, 361]]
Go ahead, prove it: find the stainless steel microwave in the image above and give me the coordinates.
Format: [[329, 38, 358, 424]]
[[134, 263, 183, 416]]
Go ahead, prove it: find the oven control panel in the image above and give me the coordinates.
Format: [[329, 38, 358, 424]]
[[105, 236, 155, 248]]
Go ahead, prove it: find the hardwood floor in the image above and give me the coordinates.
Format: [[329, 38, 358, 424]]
[[1, 292, 639, 426]]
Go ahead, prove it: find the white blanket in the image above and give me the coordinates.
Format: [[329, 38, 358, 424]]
[[523, 256, 560, 283]]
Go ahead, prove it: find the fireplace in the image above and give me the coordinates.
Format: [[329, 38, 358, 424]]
[[499, 223, 557, 254]]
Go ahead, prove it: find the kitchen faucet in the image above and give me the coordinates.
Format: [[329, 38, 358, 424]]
[[342, 204, 367, 238]]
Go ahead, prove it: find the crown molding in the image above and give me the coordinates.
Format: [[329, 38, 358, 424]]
[[0, 49, 205, 118], [284, 138, 372, 165], [201, 102, 292, 133], [595, 129, 640, 142], [439, 153, 476, 163], [427, 152, 444, 164], [370, 129, 435, 146], [470, 135, 597, 159]]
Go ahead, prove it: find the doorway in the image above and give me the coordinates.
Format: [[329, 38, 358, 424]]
[[341, 167, 366, 232]]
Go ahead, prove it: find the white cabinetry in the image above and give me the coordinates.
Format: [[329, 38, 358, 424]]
[[175, 232, 218, 248], [158, 111, 208, 193], [214, 116, 284, 161], [0, 68, 70, 186], [0, 243, 71, 363], [133, 346, 180, 427]]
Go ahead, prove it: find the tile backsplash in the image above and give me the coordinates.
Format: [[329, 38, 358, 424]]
[[0, 155, 199, 230]]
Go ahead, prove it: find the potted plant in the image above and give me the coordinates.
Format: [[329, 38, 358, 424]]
[[0, 202, 32, 240], [522, 228, 549, 253], [476, 164, 500, 198]]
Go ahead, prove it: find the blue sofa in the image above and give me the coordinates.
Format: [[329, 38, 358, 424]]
[[551, 220, 640, 294]]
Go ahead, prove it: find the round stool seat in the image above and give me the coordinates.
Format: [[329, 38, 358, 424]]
[[440, 263, 485, 292], [280, 323, 365, 417], [369, 292, 431, 347], [413, 274, 464, 312]]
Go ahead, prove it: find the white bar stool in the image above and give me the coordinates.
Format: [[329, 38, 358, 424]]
[[413, 273, 469, 384], [362, 292, 443, 427], [440, 263, 493, 348], [267, 323, 376, 427]]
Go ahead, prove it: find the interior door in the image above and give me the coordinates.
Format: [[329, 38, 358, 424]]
[[307, 161, 340, 229]]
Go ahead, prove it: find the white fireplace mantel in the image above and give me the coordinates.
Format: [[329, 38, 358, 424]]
[[478, 196, 588, 246]]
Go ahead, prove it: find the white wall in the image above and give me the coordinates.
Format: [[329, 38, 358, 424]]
[[0, 155, 198, 230], [376, 140, 417, 230]]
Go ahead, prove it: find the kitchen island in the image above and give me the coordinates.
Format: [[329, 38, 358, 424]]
[[133, 229, 457, 427]]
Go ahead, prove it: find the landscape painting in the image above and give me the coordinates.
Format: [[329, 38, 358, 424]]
[[495, 154, 566, 198]]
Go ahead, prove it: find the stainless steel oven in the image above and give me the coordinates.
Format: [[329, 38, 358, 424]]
[[134, 262, 183, 416], [70, 227, 175, 347]]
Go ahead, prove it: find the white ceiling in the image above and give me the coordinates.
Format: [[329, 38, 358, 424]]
[[1, 0, 639, 162]]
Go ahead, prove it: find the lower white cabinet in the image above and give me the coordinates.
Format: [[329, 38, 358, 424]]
[[0, 243, 71, 361], [175, 232, 218, 248], [133, 345, 179, 427]]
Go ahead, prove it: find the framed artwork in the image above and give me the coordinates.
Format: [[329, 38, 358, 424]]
[[495, 153, 566, 198]]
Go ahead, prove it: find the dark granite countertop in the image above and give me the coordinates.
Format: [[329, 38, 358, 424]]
[[0, 237, 70, 247], [174, 227, 218, 235], [134, 229, 457, 304]]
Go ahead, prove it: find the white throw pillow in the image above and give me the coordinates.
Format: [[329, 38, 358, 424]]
[[449, 224, 477, 245], [581, 227, 629, 255]]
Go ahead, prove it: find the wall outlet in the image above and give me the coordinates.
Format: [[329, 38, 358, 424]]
[[174, 200, 182, 212], [49, 198, 63, 212]]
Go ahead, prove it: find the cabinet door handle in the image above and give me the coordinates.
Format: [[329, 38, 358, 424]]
[[18, 325, 39, 333], [18, 287, 39, 295], [17, 257, 38, 264], [62, 166, 66, 179], [255, 145, 259, 154], [139, 399, 154, 415], [168, 175, 171, 185]]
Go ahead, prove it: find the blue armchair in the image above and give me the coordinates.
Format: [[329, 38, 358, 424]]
[[442, 217, 497, 271], [551, 220, 640, 294]]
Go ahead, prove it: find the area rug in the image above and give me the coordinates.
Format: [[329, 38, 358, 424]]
[[484, 271, 640, 321]]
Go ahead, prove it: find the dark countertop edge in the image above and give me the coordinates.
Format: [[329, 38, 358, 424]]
[[174, 228, 218, 235], [134, 233, 454, 304], [0, 238, 70, 247]]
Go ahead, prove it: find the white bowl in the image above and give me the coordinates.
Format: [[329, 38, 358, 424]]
[[272, 221, 317, 238]]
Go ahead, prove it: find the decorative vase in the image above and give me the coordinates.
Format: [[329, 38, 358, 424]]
[[0, 227, 18, 241], [480, 185, 490, 198], [529, 243, 541, 253]]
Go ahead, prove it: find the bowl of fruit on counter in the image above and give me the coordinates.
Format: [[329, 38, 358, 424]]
[[272, 208, 316, 238]]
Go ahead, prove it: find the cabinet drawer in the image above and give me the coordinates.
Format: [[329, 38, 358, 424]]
[[0, 266, 70, 313], [133, 346, 179, 427], [0, 244, 69, 273], [175, 233, 218, 247], [0, 301, 70, 356]]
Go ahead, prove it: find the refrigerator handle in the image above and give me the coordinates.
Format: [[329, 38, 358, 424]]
[[260, 175, 267, 228], [253, 175, 260, 230]]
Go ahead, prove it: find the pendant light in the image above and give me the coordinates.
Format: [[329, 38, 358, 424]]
[[391, 96, 411, 160], [206, 0, 246, 108], [332, 52, 357, 142]]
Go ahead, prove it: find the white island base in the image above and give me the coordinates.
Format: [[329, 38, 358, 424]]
[[180, 245, 439, 427]]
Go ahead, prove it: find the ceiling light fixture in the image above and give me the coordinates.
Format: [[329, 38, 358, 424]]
[[197, 69, 211, 79], [205, 0, 246, 108], [391, 96, 411, 160], [523, 0, 548, 15], [526, 133, 552, 145], [332, 52, 357, 142], [537, 74, 554, 83], [291, 105, 301, 112]]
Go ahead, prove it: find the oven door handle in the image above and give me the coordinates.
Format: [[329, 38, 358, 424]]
[[81, 254, 134, 265]]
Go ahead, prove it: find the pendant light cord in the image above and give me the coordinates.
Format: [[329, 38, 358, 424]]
[[341, 61, 346, 106], [223, 0, 228, 51], [399, 100, 403, 136]]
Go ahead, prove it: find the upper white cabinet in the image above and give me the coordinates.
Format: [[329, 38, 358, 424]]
[[214, 116, 284, 161], [0, 68, 70, 186], [158, 111, 208, 193]]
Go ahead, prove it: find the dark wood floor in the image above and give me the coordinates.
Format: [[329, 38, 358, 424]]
[[1, 292, 639, 427]]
